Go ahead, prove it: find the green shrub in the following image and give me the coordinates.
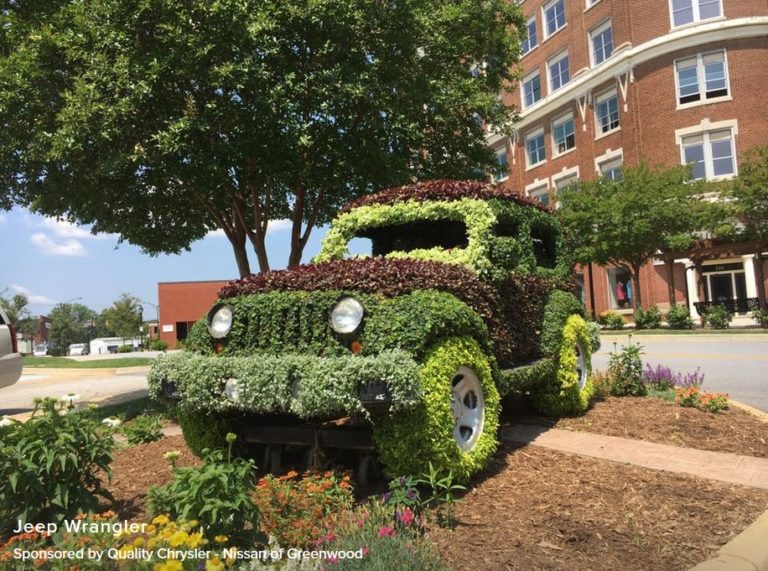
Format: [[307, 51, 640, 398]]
[[586, 320, 602, 352], [634, 306, 662, 329], [675, 387, 729, 413], [147, 434, 262, 547], [0, 398, 115, 536], [752, 308, 768, 328], [117, 344, 134, 353], [149, 339, 169, 351], [608, 343, 646, 397], [121, 414, 164, 445], [597, 311, 625, 330], [703, 305, 732, 329], [665, 305, 694, 329], [539, 290, 584, 356], [176, 409, 234, 458], [590, 370, 614, 399]]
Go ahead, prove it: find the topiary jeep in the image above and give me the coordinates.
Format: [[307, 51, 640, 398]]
[[149, 179, 596, 482]]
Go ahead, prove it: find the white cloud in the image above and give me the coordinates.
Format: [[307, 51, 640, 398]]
[[30, 233, 87, 257], [205, 219, 293, 239], [40, 217, 115, 240], [10, 285, 55, 305]]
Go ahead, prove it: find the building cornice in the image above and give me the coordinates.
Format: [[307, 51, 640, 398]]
[[490, 17, 768, 134]]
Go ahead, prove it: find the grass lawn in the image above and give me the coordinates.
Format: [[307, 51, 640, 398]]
[[22, 356, 155, 368], [92, 396, 173, 422]]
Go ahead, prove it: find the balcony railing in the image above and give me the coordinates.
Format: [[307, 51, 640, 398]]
[[694, 298, 761, 314]]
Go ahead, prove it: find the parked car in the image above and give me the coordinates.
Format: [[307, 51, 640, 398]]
[[68, 343, 88, 356], [33, 343, 48, 356], [0, 306, 22, 389], [150, 180, 596, 482]]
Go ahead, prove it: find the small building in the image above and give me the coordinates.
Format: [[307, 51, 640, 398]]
[[157, 280, 229, 349]]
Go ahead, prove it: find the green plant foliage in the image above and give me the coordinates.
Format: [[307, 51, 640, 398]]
[[753, 308, 768, 329], [532, 315, 594, 416], [372, 337, 500, 483], [608, 343, 646, 397], [121, 414, 164, 445], [147, 435, 262, 547], [0, 398, 115, 536], [665, 305, 694, 329], [176, 410, 235, 458], [117, 344, 134, 353], [498, 359, 554, 396], [703, 305, 733, 329], [416, 462, 466, 528], [149, 350, 422, 420], [597, 311, 625, 330], [634, 306, 662, 330], [539, 290, 585, 356], [586, 321, 602, 353]]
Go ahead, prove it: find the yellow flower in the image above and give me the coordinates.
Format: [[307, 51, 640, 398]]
[[169, 531, 189, 547], [133, 537, 145, 548], [187, 532, 204, 548], [152, 515, 170, 526], [187, 520, 199, 528], [146, 525, 157, 534], [156, 562, 183, 571], [226, 556, 237, 567], [206, 558, 226, 571], [214, 535, 228, 544], [147, 538, 158, 550]]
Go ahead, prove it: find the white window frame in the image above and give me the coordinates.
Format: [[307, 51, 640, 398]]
[[521, 15, 538, 56], [668, 0, 723, 29], [542, 0, 567, 40], [492, 148, 510, 182], [594, 148, 623, 176], [526, 180, 551, 205], [589, 20, 614, 67], [553, 167, 579, 192], [547, 51, 570, 93], [673, 50, 731, 109], [521, 71, 542, 109], [599, 156, 624, 181], [679, 128, 737, 181], [551, 112, 576, 157], [585, 0, 601, 10], [594, 89, 620, 139], [525, 128, 547, 170]]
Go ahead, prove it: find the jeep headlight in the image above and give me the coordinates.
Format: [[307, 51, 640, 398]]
[[329, 297, 364, 334], [207, 304, 234, 339]]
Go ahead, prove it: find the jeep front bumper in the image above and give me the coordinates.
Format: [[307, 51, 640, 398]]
[[147, 350, 422, 419]]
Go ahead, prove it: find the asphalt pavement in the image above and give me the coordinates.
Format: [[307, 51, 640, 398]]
[[594, 333, 768, 413]]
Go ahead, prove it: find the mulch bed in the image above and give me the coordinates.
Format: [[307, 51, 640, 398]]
[[514, 396, 768, 458], [106, 435, 200, 520], [430, 443, 768, 571]]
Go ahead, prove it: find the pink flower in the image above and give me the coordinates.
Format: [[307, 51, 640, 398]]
[[327, 555, 339, 564], [378, 526, 396, 538], [397, 507, 415, 526], [362, 546, 369, 557]]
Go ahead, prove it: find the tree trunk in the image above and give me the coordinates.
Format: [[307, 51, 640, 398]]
[[249, 233, 270, 274], [755, 250, 767, 310], [665, 255, 677, 307], [630, 263, 643, 309], [228, 234, 252, 278]]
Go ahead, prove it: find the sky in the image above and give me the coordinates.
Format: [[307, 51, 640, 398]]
[[0, 207, 332, 317]]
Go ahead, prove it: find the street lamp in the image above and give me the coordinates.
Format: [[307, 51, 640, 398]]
[[60, 296, 83, 306]]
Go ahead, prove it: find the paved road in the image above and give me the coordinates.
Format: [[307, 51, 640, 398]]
[[0, 368, 149, 418], [594, 334, 768, 413]]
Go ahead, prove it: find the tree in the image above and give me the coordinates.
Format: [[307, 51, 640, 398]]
[[102, 294, 143, 341], [48, 303, 97, 355], [729, 146, 768, 308], [0, 289, 30, 325], [1, 1, 524, 277], [558, 162, 716, 309]]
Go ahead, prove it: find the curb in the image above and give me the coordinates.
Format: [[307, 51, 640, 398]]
[[730, 399, 768, 422], [690, 510, 768, 571]]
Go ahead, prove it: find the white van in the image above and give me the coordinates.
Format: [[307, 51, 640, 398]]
[[68, 343, 88, 356]]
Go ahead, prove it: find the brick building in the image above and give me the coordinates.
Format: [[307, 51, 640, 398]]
[[157, 280, 228, 349], [488, 0, 768, 320]]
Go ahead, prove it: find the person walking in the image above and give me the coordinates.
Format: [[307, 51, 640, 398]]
[[616, 280, 626, 308]]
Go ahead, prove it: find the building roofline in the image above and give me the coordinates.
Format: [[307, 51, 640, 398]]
[[158, 280, 231, 286]]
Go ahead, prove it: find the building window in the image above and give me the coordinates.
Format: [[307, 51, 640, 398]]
[[681, 129, 736, 180], [590, 21, 614, 66], [526, 129, 546, 168], [528, 184, 550, 206], [543, 0, 566, 38], [521, 16, 538, 55], [675, 51, 729, 106], [548, 52, 570, 92], [599, 157, 623, 181], [552, 114, 575, 155], [595, 90, 620, 135], [492, 149, 509, 182], [554, 173, 578, 191], [586, 0, 600, 8], [522, 72, 542, 108], [670, 0, 722, 28]]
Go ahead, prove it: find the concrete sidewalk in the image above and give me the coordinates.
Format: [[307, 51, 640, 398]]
[[502, 424, 768, 490]]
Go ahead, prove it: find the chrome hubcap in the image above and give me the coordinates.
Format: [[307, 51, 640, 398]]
[[450, 366, 485, 452], [575, 341, 587, 389]]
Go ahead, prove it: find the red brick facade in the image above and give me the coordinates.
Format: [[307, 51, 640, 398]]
[[490, 1, 768, 317], [157, 281, 228, 349]]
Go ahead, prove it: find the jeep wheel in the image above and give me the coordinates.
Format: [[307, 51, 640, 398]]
[[372, 337, 500, 484], [533, 314, 594, 416]]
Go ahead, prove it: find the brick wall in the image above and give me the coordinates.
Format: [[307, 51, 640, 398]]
[[158, 281, 228, 349]]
